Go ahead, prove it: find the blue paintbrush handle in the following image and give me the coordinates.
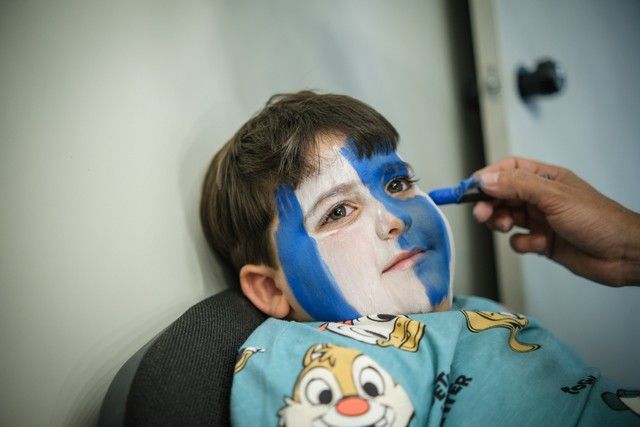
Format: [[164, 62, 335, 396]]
[[428, 177, 493, 205]]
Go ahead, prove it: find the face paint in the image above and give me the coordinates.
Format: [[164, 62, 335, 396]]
[[275, 186, 360, 320], [339, 140, 453, 307], [275, 137, 453, 321]]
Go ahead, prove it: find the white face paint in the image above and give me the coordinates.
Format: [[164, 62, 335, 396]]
[[290, 138, 454, 316]]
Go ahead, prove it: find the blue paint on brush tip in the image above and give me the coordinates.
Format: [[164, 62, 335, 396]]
[[428, 177, 479, 205]]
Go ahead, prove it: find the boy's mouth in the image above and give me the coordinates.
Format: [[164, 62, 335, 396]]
[[382, 249, 426, 274]]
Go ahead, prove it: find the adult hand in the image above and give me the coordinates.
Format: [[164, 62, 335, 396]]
[[473, 157, 640, 287]]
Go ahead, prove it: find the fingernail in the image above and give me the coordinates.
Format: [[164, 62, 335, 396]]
[[499, 218, 511, 231], [532, 235, 547, 253], [472, 203, 482, 218], [479, 172, 499, 188]]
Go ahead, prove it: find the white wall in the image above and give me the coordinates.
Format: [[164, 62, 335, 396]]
[[0, 1, 485, 424]]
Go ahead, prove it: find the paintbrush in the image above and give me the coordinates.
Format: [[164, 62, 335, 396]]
[[428, 177, 493, 205], [429, 174, 552, 205]]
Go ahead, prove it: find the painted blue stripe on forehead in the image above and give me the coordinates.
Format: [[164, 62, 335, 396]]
[[274, 185, 359, 321], [340, 139, 452, 306]]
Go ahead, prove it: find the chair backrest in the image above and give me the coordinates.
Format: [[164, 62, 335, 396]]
[[100, 288, 266, 426]]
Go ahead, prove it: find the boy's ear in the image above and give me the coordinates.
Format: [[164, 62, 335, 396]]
[[239, 264, 291, 319]]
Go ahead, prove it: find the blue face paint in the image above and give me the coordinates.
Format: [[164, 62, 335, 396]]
[[275, 140, 453, 320], [340, 140, 452, 306], [275, 185, 359, 321], [428, 177, 478, 205]]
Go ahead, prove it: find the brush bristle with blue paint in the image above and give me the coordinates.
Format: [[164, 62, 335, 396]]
[[428, 177, 494, 205]]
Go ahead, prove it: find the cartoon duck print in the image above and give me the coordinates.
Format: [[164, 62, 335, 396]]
[[602, 389, 640, 417], [234, 346, 264, 373], [461, 310, 540, 353], [278, 343, 414, 427], [319, 314, 425, 352]]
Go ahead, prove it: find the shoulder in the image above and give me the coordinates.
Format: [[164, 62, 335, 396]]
[[242, 316, 319, 345]]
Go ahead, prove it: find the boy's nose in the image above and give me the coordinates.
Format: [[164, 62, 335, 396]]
[[375, 205, 405, 240]]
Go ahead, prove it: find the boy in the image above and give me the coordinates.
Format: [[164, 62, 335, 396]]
[[200, 92, 638, 425]]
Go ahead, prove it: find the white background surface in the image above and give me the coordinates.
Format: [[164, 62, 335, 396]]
[[0, 1, 488, 424]]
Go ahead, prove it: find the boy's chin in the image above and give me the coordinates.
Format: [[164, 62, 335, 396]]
[[359, 297, 453, 318], [289, 293, 454, 322]]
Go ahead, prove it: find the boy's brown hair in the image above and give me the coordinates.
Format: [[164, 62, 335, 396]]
[[200, 91, 399, 273]]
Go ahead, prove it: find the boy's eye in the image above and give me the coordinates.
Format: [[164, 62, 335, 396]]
[[386, 177, 414, 194], [321, 203, 355, 225]]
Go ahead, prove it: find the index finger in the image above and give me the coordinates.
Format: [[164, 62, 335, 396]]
[[473, 156, 562, 180]]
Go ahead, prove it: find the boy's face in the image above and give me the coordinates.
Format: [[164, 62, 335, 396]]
[[274, 135, 453, 321]]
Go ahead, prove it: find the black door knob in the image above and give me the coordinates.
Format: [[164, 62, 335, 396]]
[[518, 59, 566, 98]]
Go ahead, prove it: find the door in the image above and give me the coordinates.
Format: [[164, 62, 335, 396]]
[[470, 0, 640, 385]]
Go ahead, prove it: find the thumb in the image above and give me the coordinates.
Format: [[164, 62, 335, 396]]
[[478, 169, 556, 206]]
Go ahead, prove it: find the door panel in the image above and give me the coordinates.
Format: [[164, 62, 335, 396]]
[[471, 0, 640, 385]]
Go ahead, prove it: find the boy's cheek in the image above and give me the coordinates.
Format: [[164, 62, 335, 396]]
[[314, 218, 385, 269], [316, 230, 375, 270]]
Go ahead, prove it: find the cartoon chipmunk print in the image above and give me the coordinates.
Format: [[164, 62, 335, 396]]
[[319, 314, 425, 352], [462, 310, 540, 353], [278, 343, 414, 427], [602, 389, 640, 417], [234, 347, 264, 373]]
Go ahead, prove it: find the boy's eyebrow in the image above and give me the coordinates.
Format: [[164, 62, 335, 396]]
[[383, 160, 413, 175], [304, 181, 359, 221]]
